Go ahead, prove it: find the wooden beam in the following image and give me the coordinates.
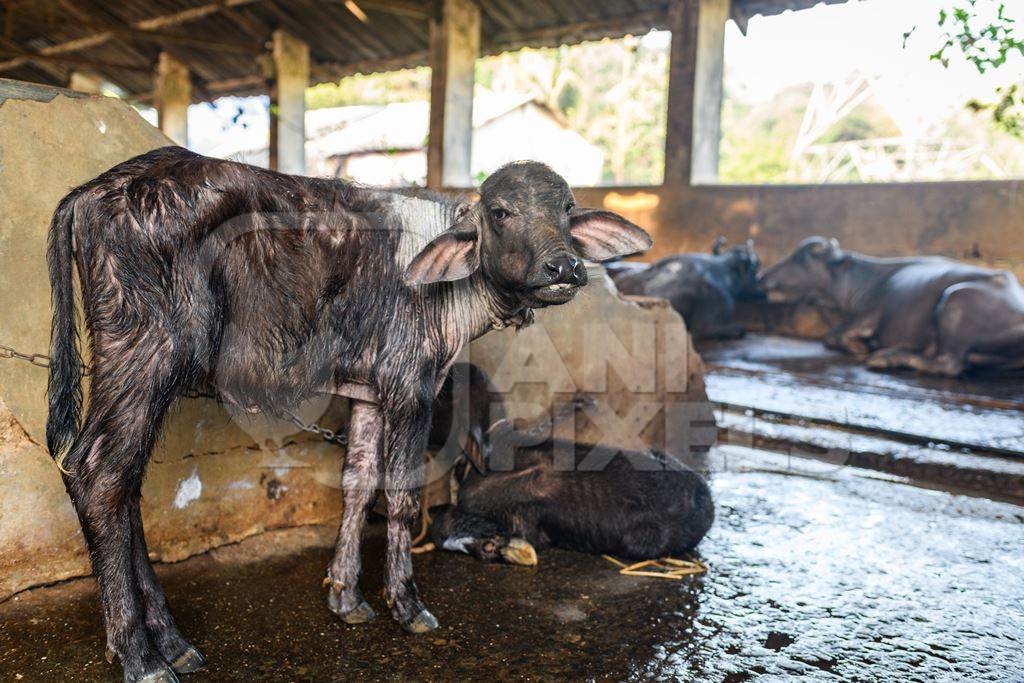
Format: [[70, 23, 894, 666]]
[[664, 0, 697, 186], [271, 30, 309, 175], [156, 52, 190, 146], [0, 37, 67, 82], [427, 0, 480, 189], [353, 0, 432, 20], [691, 0, 729, 183], [68, 71, 104, 94], [484, 9, 669, 53], [7, 9, 262, 55], [663, 0, 728, 185], [311, 50, 429, 82], [0, 48, 150, 72], [0, 0, 264, 73], [69, 21, 263, 55], [206, 73, 268, 93]]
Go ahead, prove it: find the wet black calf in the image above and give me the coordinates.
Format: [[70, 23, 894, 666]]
[[428, 365, 714, 564], [433, 443, 715, 563], [45, 147, 651, 682]]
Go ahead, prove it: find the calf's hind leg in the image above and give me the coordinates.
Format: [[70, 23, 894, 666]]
[[129, 499, 204, 674], [61, 354, 185, 682], [326, 400, 382, 624]]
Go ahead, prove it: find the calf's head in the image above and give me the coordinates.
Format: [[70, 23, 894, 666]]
[[405, 162, 652, 307], [713, 237, 763, 299], [759, 236, 844, 304]]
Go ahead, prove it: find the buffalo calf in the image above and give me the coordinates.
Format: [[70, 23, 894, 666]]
[[428, 364, 714, 565], [611, 238, 762, 340], [433, 443, 714, 564], [46, 148, 651, 682]]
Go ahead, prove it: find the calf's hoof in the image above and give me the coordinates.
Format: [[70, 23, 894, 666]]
[[500, 538, 538, 566], [170, 646, 206, 674], [135, 665, 180, 683], [331, 598, 377, 625], [401, 609, 439, 634]]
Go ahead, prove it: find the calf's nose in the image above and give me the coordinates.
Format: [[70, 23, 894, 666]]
[[543, 254, 587, 286]]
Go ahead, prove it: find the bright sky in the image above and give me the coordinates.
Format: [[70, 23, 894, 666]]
[[721, 0, 1024, 130]]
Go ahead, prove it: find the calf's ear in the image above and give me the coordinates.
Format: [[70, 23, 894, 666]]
[[569, 208, 653, 262], [405, 209, 480, 286]]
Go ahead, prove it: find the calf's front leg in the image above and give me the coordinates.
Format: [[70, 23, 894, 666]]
[[326, 400, 382, 624], [382, 398, 438, 633]]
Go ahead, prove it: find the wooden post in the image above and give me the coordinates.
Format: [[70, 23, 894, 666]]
[[68, 72, 103, 94], [664, 0, 729, 185], [155, 52, 190, 146], [426, 0, 480, 189], [271, 30, 309, 175]]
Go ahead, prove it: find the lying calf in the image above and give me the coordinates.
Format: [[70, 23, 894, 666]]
[[610, 238, 762, 340], [432, 442, 715, 564], [760, 236, 1024, 376], [427, 364, 714, 564]]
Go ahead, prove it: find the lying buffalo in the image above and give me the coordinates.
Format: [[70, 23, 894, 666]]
[[428, 364, 714, 565], [760, 236, 1024, 376], [46, 147, 651, 682], [610, 238, 762, 339], [433, 442, 714, 564]]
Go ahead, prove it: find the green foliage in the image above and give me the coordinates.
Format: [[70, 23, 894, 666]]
[[475, 37, 669, 185], [718, 85, 800, 183], [927, 0, 1023, 136]]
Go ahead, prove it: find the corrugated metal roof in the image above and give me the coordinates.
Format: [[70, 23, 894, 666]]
[[0, 0, 848, 102]]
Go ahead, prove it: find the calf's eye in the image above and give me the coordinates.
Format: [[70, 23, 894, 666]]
[[565, 202, 575, 214], [490, 207, 509, 221]]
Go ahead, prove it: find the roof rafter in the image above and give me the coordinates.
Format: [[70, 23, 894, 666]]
[[0, 0, 264, 73]]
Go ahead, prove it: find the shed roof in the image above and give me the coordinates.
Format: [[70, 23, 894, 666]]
[[0, 0, 846, 102]]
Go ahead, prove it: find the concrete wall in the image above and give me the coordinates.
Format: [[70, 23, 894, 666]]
[[0, 84, 347, 600], [575, 181, 1024, 280]]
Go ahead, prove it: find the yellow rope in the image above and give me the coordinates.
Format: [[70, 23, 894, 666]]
[[603, 554, 707, 580]]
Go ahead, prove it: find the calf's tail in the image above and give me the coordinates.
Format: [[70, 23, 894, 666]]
[[46, 191, 84, 462]]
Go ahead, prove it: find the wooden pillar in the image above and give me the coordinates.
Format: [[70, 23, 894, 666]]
[[426, 0, 480, 189], [68, 72, 103, 94], [271, 30, 310, 175], [664, 0, 729, 185], [155, 52, 190, 146]]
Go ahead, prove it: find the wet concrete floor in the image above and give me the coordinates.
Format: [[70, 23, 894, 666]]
[[700, 335, 1024, 455], [2, 447, 1022, 681]]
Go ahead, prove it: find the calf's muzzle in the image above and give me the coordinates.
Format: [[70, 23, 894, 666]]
[[543, 253, 588, 287]]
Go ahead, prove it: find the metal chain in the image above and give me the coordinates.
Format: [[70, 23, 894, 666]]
[[0, 342, 348, 446], [282, 409, 349, 446], [0, 343, 56, 370]]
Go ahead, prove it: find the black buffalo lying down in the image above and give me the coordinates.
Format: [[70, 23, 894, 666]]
[[428, 364, 714, 564], [609, 238, 762, 340], [760, 236, 1024, 376]]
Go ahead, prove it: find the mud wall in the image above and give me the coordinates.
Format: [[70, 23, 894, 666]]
[[0, 82, 349, 600], [574, 181, 1024, 280]]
